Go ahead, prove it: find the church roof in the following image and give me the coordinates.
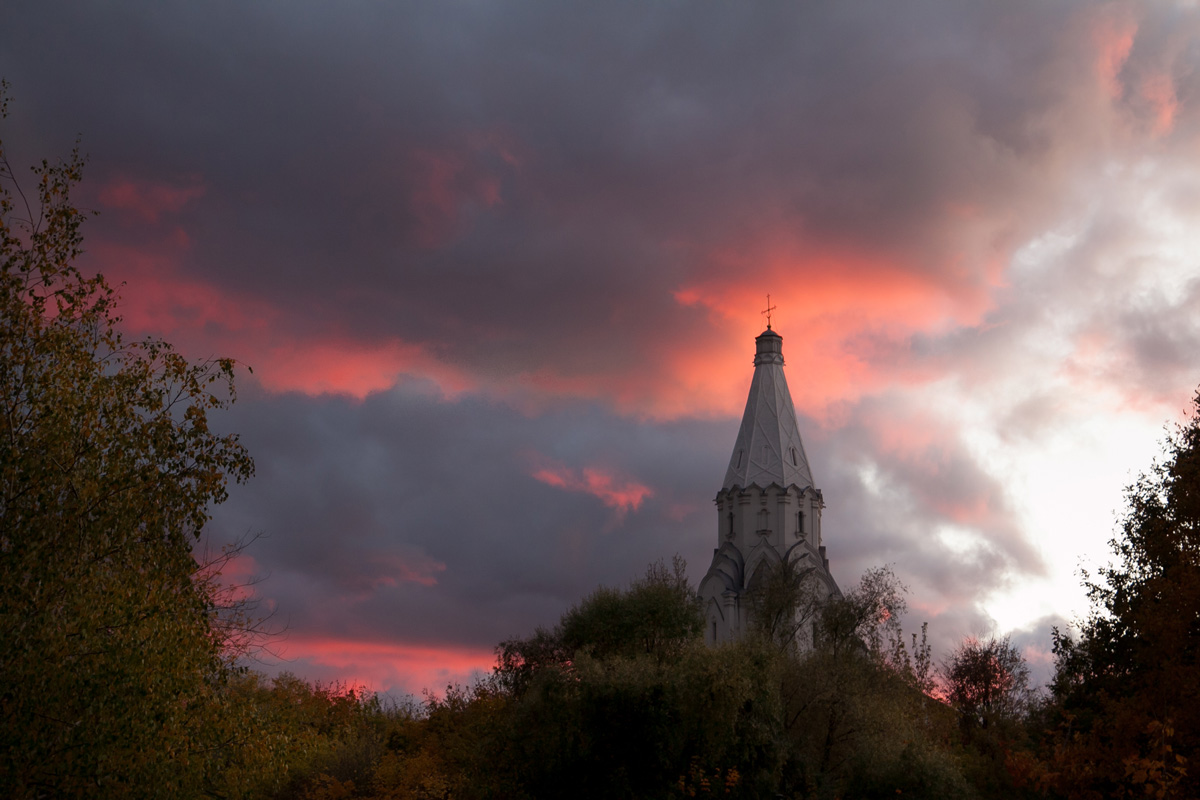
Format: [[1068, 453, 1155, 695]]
[[722, 327, 815, 491]]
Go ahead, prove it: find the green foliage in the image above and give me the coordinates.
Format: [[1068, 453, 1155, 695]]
[[419, 681, 524, 800], [493, 624, 566, 696], [495, 555, 702, 696], [559, 555, 704, 660], [234, 673, 403, 800], [778, 568, 963, 799], [841, 738, 973, 800], [245, 563, 1013, 800], [816, 565, 908, 658], [0, 85, 259, 797], [495, 560, 965, 800], [491, 559, 781, 799]]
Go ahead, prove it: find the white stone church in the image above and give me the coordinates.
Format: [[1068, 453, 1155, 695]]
[[699, 323, 840, 645]]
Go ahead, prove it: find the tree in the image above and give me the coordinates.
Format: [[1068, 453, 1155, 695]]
[[815, 564, 908, 659], [0, 84, 257, 796], [778, 567, 964, 799], [491, 558, 780, 799], [941, 635, 1036, 798], [745, 555, 822, 651], [559, 555, 703, 660], [1043, 390, 1200, 799], [495, 556, 702, 694], [944, 635, 1030, 737]]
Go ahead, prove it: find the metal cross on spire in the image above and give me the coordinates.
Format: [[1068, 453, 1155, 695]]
[[762, 294, 777, 330]]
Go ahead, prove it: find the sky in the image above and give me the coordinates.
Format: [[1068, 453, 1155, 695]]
[[4, 0, 1200, 696]]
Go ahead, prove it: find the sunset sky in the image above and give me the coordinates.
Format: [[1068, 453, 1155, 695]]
[[4, 1, 1200, 695]]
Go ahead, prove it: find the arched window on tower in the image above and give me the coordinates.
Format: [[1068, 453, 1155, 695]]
[[757, 507, 770, 534], [727, 511, 735, 539], [797, 510, 805, 538]]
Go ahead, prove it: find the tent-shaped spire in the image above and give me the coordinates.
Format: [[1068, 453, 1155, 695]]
[[722, 327, 814, 490]]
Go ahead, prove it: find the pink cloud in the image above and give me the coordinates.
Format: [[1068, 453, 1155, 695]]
[[1139, 72, 1178, 136], [1090, 11, 1136, 100], [484, 244, 990, 425], [86, 238, 476, 400], [195, 551, 261, 605], [407, 136, 512, 248], [254, 338, 474, 399], [91, 240, 276, 335], [83, 174, 1007, 423], [277, 635, 497, 697], [531, 458, 654, 515], [98, 176, 205, 223], [360, 552, 447, 590], [409, 150, 465, 247]]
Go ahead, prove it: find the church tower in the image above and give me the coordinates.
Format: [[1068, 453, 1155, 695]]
[[699, 324, 840, 645]]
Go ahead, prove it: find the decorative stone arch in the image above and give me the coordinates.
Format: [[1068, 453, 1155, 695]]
[[784, 540, 841, 600], [708, 543, 744, 586], [743, 541, 784, 594]]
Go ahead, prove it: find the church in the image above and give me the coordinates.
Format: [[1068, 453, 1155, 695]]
[[699, 320, 840, 645]]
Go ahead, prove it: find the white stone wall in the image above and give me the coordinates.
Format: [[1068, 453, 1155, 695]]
[[700, 481, 831, 646]]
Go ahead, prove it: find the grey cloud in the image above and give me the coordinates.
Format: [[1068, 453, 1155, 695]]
[[814, 396, 1045, 611], [1007, 614, 1073, 691], [205, 378, 732, 649], [1, 0, 1158, 382]]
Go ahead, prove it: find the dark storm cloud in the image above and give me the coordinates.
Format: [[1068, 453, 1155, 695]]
[[205, 377, 732, 649], [0, 0, 1139, 379]]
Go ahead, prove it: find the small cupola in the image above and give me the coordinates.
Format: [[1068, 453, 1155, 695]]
[[754, 328, 784, 366]]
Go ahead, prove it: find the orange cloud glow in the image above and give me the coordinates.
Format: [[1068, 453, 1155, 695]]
[[493, 244, 988, 424], [670, 247, 989, 420], [85, 189, 1008, 423], [859, 407, 944, 461]]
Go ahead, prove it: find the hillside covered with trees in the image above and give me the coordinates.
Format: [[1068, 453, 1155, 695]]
[[3, 88, 1198, 799]]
